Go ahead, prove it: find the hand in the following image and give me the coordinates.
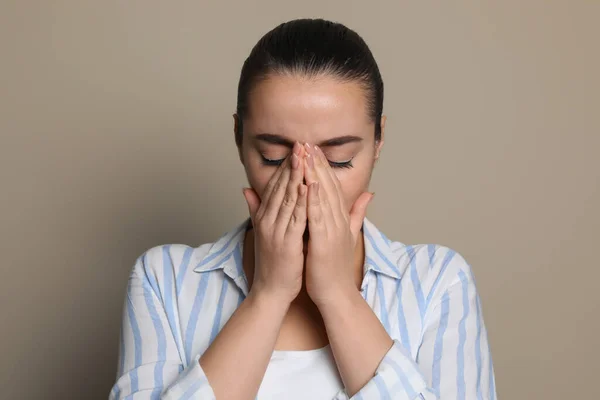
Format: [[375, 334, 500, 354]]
[[242, 142, 308, 304], [302, 143, 374, 307]]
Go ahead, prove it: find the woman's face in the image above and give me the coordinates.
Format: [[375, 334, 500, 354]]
[[236, 74, 385, 213]]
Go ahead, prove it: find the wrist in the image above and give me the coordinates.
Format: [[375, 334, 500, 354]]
[[312, 284, 362, 315], [247, 287, 294, 316]]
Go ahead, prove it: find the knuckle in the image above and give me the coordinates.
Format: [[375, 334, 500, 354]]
[[282, 193, 295, 208], [273, 181, 284, 193], [255, 218, 269, 233], [294, 199, 305, 211]]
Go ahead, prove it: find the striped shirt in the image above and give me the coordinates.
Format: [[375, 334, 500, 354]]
[[110, 217, 497, 399]]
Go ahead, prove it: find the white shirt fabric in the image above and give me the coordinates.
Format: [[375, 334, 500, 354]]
[[258, 344, 344, 399], [109, 217, 497, 399]]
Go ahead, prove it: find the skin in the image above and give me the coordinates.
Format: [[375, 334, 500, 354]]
[[237, 74, 383, 216], [200, 73, 392, 399]]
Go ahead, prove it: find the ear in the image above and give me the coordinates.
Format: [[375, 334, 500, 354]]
[[233, 114, 244, 164], [375, 115, 386, 160]]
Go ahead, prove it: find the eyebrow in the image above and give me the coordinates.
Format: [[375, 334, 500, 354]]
[[254, 133, 363, 148]]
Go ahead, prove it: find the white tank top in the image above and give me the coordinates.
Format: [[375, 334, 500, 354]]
[[257, 344, 344, 399]]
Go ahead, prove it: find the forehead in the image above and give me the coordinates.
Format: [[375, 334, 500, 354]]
[[244, 74, 373, 143]]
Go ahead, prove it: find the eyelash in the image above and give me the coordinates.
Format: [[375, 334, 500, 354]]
[[261, 155, 354, 169]]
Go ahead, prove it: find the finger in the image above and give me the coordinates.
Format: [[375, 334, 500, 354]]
[[311, 144, 346, 224], [315, 145, 346, 211], [255, 155, 290, 221], [275, 143, 304, 231], [242, 187, 261, 226], [307, 182, 326, 236], [315, 145, 343, 195], [349, 192, 374, 239], [303, 144, 318, 186], [286, 183, 308, 237], [262, 155, 293, 223], [304, 145, 337, 230]]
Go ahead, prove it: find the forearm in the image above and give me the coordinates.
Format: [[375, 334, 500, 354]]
[[318, 288, 393, 397], [199, 290, 290, 400]]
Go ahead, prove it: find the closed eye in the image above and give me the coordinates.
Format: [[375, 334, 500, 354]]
[[261, 155, 353, 169]]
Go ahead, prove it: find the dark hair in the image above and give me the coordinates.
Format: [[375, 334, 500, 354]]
[[235, 18, 384, 146]]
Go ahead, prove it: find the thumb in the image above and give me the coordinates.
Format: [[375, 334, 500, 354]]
[[242, 188, 260, 224], [349, 192, 374, 237]]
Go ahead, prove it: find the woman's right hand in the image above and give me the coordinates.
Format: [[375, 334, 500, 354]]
[[242, 141, 307, 305]]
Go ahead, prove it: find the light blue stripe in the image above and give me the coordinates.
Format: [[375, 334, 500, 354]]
[[373, 374, 392, 400], [178, 357, 198, 383], [475, 296, 483, 400], [364, 228, 397, 274], [426, 249, 456, 307], [379, 229, 392, 246], [111, 384, 120, 399], [383, 355, 418, 399], [395, 282, 412, 351], [162, 246, 185, 364], [456, 270, 469, 400], [118, 318, 125, 376], [209, 268, 230, 344], [375, 275, 391, 332], [233, 242, 244, 277], [407, 245, 426, 319], [176, 246, 194, 296], [126, 293, 142, 393], [431, 291, 450, 396], [142, 253, 162, 299], [363, 271, 370, 302], [184, 272, 211, 361], [427, 244, 436, 268], [181, 377, 207, 400], [232, 242, 247, 298], [141, 275, 166, 390], [150, 387, 161, 399], [489, 353, 496, 400]]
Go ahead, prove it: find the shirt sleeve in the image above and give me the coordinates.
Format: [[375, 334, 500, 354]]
[[332, 269, 497, 400], [109, 253, 217, 400]]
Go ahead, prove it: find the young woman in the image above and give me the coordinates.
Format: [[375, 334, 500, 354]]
[[110, 19, 496, 400]]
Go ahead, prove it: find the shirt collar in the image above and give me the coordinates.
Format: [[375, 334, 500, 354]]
[[193, 218, 249, 279], [362, 217, 403, 280], [193, 217, 402, 281]]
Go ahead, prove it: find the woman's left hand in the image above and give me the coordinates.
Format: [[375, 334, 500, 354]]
[[303, 143, 374, 307]]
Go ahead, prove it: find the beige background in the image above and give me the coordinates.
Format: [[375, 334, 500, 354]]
[[1, 1, 598, 399]]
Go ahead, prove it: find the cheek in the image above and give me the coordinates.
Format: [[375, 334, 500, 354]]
[[336, 169, 371, 211], [243, 156, 272, 199]]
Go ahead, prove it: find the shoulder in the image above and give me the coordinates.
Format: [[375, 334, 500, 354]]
[[389, 240, 479, 308], [394, 242, 473, 285], [126, 219, 250, 289], [128, 243, 213, 286], [364, 218, 475, 294]]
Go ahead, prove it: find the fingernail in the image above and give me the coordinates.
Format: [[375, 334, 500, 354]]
[[304, 143, 312, 154], [299, 184, 307, 196], [307, 153, 314, 169], [292, 153, 299, 169], [293, 141, 301, 155]]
